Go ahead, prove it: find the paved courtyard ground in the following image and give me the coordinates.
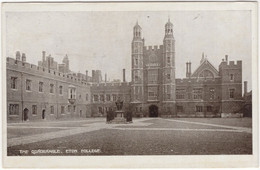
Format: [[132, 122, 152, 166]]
[[7, 117, 252, 156]]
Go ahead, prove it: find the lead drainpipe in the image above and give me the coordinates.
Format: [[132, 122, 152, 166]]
[[56, 79, 59, 120], [21, 72, 24, 122]]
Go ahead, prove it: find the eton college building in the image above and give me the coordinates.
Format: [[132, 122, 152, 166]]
[[7, 19, 249, 122]]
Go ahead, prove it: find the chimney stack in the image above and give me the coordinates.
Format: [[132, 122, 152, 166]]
[[123, 69, 126, 82], [42, 51, 46, 62], [16, 51, 21, 60], [186, 62, 189, 78], [22, 53, 26, 62], [188, 62, 192, 78], [105, 73, 107, 82], [244, 81, 248, 96], [225, 55, 228, 62], [85, 70, 88, 81], [92, 70, 96, 82]]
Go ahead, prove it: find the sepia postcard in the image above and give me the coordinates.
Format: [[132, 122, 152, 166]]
[[1, 1, 259, 168]]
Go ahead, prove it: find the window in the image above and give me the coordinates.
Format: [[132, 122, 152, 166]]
[[94, 95, 99, 102], [148, 87, 158, 100], [148, 91, 155, 97], [167, 74, 171, 79], [134, 87, 139, 100], [106, 94, 111, 101], [112, 94, 117, 101], [100, 95, 104, 102], [73, 106, 76, 112], [230, 74, 234, 81], [196, 106, 203, 112], [207, 106, 212, 112], [177, 106, 184, 112], [167, 94, 171, 99], [176, 89, 185, 99], [32, 105, 37, 115], [135, 58, 138, 65], [135, 75, 139, 82], [148, 70, 158, 84], [165, 85, 171, 100], [50, 84, 54, 93], [209, 88, 215, 100], [68, 105, 71, 112], [59, 86, 63, 95], [140, 107, 142, 112], [98, 107, 103, 114], [50, 106, 54, 114], [61, 106, 65, 114], [11, 77, 17, 89], [229, 89, 235, 98], [39, 82, 43, 92], [167, 57, 171, 63], [79, 94, 81, 99], [86, 94, 89, 101], [68, 87, 76, 99], [9, 104, 19, 115], [26, 79, 32, 91], [193, 88, 202, 99]]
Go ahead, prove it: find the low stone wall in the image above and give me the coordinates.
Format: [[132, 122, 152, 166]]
[[221, 113, 243, 118]]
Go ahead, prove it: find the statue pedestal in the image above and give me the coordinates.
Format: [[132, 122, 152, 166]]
[[110, 110, 126, 124]]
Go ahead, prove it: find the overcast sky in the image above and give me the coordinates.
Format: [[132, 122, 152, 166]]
[[6, 11, 251, 90]]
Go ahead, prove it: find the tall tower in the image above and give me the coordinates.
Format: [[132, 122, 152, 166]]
[[131, 22, 144, 103], [62, 54, 69, 73], [162, 18, 176, 113]]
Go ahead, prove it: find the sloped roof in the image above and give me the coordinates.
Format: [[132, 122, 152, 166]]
[[191, 57, 219, 78]]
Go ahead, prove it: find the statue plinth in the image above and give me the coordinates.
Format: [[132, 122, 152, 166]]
[[111, 110, 126, 124], [109, 97, 127, 124]]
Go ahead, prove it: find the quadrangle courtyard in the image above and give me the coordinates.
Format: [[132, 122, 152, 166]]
[[6, 117, 252, 156]]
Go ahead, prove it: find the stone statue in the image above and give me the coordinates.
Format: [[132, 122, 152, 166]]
[[115, 97, 123, 111]]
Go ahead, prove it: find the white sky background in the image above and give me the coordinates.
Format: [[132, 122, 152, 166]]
[[6, 11, 252, 90]]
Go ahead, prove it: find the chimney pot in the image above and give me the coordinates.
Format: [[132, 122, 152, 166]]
[[225, 55, 228, 62], [16, 51, 21, 60], [123, 69, 126, 82], [22, 53, 26, 62], [244, 81, 248, 96]]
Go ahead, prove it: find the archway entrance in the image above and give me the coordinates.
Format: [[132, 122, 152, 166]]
[[149, 105, 158, 117], [42, 110, 45, 119], [23, 108, 29, 121]]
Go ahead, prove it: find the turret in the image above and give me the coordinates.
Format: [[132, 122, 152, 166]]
[[62, 54, 69, 73], [131, 21, 144, 102], [133, 21, 142, 40], [163, 18, 176, 101]]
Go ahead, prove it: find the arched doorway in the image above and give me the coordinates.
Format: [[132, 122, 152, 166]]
[[42, 110, 45, 119], [149, 105, 158, 117], [23, 108, 29, 121]]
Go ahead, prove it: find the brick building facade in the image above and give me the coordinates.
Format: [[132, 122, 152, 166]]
[[6, 19, 245, 122], [130, 19, 244, 118], [7, 53, 93, 122]]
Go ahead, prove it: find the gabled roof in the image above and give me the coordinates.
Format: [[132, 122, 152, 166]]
[[191, 57, 219, 78]]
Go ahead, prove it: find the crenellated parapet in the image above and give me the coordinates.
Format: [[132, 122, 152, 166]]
[[7, 57, 91, 87]]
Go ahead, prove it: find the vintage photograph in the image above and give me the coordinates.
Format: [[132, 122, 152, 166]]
[[2, 2, 258, 168]]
